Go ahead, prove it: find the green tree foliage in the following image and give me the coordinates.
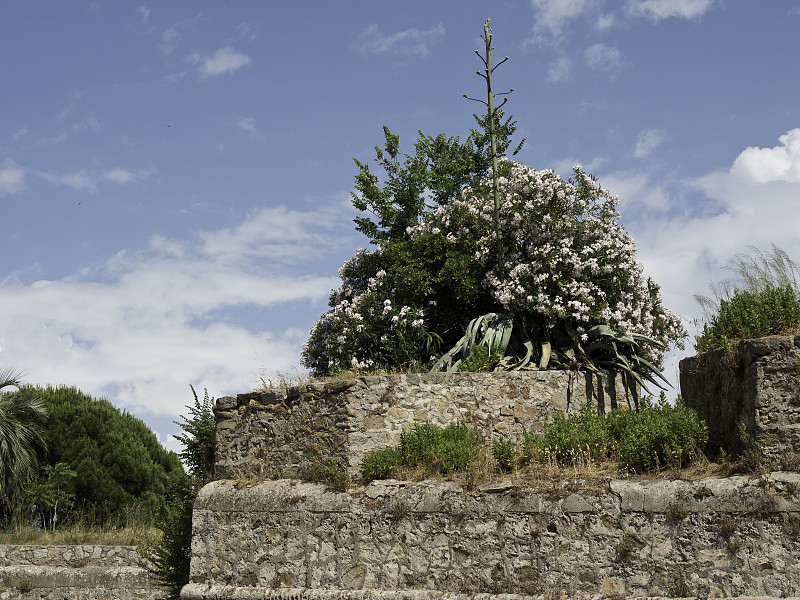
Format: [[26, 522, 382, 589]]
[[139, 387, 216, 600], [351, 110, 522, 245], [0, 369, 47, 523], [25, 462, 77, 531], [11, 384, 184, 525]]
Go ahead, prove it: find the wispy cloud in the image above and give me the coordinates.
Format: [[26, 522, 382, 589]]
[[528, 0, 607, 45], [33, 165, 157, 193], [159, 27, 181, 55], [103, 167, 158, 185], [235, 117, 264, 141], [584, 43, 624, 74], [634, 128, 668, 158], [547, 56, 573, 83], [352, 23, 445, 58], [11, 127, 27, 143], [190, 47, 251, 79], [626, 0, 717, 21], [0, 160, 26, 196], [38, 170, 98, 194], [0, 203, 355, 419], [136, 4, 150, 25], [40, 117, 101, 147]]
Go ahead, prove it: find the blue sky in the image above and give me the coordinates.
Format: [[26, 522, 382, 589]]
[[2, 1, 800, 451]]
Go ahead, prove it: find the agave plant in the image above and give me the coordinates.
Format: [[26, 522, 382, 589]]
[[547, 323, 669, 394], [430, 312, 535, 372], [432, 314, 669, 394]]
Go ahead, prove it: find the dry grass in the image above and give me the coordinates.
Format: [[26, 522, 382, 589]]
[[0, 524, 161, 546]]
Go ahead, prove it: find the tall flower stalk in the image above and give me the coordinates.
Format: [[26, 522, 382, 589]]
[[464, 18, 515, 274]]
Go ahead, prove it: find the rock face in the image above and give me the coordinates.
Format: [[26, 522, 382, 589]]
[[680, 335, 800, 467], [214, 371, 635, 479], [187, 475, 800, 598]]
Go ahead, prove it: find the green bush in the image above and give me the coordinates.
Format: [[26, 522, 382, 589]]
[[696, 286, 800, 352], [492, 437, 515, 471], [400, 422, 481, 474], [525, 396, 708, 473], [360, 448, 401, 482], [458, 344, 504, 372], [138, 387, 215, 600], [361, 422, 482, 481]]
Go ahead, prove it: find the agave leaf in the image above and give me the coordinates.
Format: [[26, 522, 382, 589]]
[[539, 341, 551, 369]]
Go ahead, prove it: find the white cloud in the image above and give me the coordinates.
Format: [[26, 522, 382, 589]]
[[352, 23, 445, 58], [0, 160, 26, 196], [597, 128, 800, 394], [41, 117, 101, 147], [627, 0, 716, 21], [191, 47, 251, 79], [531, 0, 598, 41], [103, 167, 158, 185], [0, 204, 355, 420], [634, 128, 667, 158], [137, 5, 150, 24], [584, 43, 623, 72], [11, 127, 27, 143], [528, 0, 604, 44], [159, 27, 181, 55], [235, 117, 264, 141], [547, 56, 573, 83], [730, 128, 800, 183], [38, 169, 98, 193]]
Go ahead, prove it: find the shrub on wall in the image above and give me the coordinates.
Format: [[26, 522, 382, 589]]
[[303, 159, 685, 377], [694, 245, 800, 351]]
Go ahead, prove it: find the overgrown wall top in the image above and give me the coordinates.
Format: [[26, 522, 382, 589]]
[[214, 370, 635, 478], [680, 335, 800, 466]]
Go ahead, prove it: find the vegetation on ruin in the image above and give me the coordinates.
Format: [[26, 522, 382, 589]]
[[360, 395, 709, 484], [138, 386, 215, 600], [695, 245, 800, 352], [303, 21, 685, 394]]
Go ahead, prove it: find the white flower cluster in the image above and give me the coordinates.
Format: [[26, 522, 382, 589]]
[[304, 160, 685, 375], [303, 257, 430, 374], [407, 160, 684, 362]]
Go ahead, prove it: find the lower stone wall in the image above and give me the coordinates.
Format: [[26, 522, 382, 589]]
[[215, 371, 635, 479], [680, 335, 800, 466], [187, 475, 800, 599], [0, 545, 163, 600]]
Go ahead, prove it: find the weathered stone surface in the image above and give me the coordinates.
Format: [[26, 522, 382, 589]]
[[215, 371, 635, 479], [680, 335, 800, 466], [188, 477, 800, 598], [0, 545, 163, 599]]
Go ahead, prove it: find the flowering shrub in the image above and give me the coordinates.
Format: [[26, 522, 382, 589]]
[[303, 160, 685, 376]]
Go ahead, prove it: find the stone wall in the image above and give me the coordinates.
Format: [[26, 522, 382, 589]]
[[187, 474, 800, 599], [0, 545, 163, 600], [215, 371, 635, 479], [680, 335, 800, 466]]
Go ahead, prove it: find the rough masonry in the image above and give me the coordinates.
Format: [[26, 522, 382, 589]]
[[214, 371, 635, 479], [0, 544, 163, 600], [680, 334, 800, 467], [186, 474, 800, 598]]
